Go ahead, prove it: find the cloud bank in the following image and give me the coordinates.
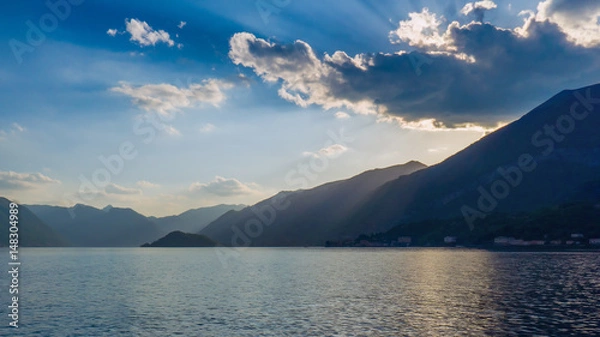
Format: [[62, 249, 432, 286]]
[[105, 183, 142, 195], [0, 171, 60, 190], [111, 79, 233, 116], [303, 144, 348, 158], [188, 176, 259, 197], [229, 0, 600, 129]]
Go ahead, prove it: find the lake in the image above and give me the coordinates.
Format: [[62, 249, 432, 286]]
[[1, 248, 598, 336]]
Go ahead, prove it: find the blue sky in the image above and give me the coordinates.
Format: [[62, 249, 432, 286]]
[[1, 0, 600, 216]]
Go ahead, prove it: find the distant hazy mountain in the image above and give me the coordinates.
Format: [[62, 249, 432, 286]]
[[149, 204, 245, 235], [141, 231, 217, 247], [26, 204, 162, 247], [342, 83, 600, 237], [0, 197, 68, 247], [19, 84, 600, 248], [201, 161, 427, 246]]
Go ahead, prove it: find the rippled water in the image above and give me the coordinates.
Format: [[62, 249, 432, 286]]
[[0, 248, 598, 336]]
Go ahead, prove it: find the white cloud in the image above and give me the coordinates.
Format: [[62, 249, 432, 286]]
[[124, 18, 175, 47], [137, 180, 160, 188], [178, 21, 186, 29], [105, 183, 142, 195], [461, 1, 498, 17], [162, 125, 181, 136], [334, 111, 350, 119], [199, 123, 216, 133], [427, 147, 448, 153], [229, 2, 600, 129], [188, 176, 259, 197], [11, 123, 25, 132], [229, 32, 379, 115], [536, 0, 600, 47], [303, 144, 348, 158], [389, 8, 450, 50], [1, 123, 26, 140], [106, 28, 118, 37], [111, 79, 232, 116], [0, 171, 60, 190]]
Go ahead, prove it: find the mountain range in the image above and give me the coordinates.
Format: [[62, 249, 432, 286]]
[[21, 203, 244, 247], [199, 83, 600, 246], [24, 204, 163, 247], [3, 83, 599, 247], [200, 161, 427, 246], [341, 83, 600, 237], [0, 197, 68, 247], [148, 204, 245, 234]]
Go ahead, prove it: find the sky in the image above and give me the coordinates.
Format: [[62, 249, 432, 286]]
[[1, 0, 600, 216]]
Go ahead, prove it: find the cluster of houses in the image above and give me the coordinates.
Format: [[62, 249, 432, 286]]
[[329, 236, 453, 247], [494, 234, 600, 246], [326, 237, 413, 247], [326, 234, 600, 247]]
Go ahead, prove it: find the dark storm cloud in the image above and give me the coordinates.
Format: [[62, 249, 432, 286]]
[[229, 2, 600, 128]]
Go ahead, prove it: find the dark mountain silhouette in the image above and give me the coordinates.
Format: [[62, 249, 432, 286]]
[[347, 201, 600, 247], [201, 83, 600, 246], [149, 204, 245, 235], [340, 83, 600, 237], [0, 197, 68, 247], [200, 161, 427, 246], [26, 204, 162, 247], [141, 231, 217, 247], [15, 84, 600, 247]]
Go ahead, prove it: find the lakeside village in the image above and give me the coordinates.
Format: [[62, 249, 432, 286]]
[[326, 234, 600, 248]]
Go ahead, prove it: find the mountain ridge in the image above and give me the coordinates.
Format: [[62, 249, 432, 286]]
[[22, 202, 246, 247], [0, 197, 68, 247], [149, 204, 246, 234], [200, 161, 428, 246], [340, 83, 600, 236], [25, 203, 162, 247], [141, 231, 217, 247], [11, 83, 600, 247]]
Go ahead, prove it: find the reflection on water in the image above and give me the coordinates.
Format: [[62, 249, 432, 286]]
[[1, 248, 598, 336]]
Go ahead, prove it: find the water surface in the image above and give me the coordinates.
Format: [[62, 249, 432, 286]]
[[1, 248, 598, 336]]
